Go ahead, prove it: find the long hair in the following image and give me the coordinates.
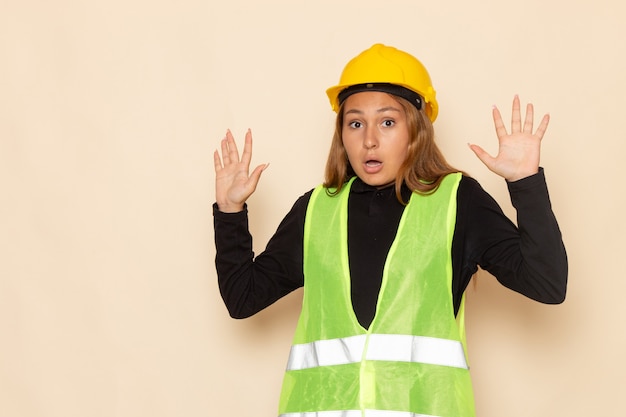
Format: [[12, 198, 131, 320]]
[[323, 94, 461, 203]]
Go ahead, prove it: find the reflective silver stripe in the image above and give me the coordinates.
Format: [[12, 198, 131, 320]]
[[287, 335, 367, 370], [280, 410, 440, 417], [366, 334, 468, 369], [286, 334, 467, 371]]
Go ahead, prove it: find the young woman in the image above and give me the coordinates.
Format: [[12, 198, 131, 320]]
[[213, 44, 567, 417]]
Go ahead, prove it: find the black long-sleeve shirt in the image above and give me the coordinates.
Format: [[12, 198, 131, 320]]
[[214, 169, 567, 329]]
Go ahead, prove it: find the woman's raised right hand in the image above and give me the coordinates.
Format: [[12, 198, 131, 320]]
[[213, 129, 268, 213]]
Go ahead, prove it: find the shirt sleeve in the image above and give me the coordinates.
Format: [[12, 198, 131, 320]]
[[453, 168, 567, 305], [212, 191, 311, 318]]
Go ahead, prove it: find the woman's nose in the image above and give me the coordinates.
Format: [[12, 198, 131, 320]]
[[364, 126, 378, 149]]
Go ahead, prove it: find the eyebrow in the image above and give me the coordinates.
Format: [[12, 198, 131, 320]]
[[344, 106, 402, 115]]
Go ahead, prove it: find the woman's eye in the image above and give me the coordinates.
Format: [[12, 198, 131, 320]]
[[348, 121, 362, 128], [382, 119, 395, 127]]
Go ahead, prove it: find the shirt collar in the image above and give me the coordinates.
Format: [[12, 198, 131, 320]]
[[350, 177, 412, 200]]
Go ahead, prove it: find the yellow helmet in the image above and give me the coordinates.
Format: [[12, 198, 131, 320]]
[[326, 44, 438, 122]]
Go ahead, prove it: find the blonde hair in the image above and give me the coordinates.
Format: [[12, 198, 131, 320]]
[[323, 94, 461, 203]]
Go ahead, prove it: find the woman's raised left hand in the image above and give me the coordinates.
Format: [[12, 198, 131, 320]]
[[469, 95, 549, 182]]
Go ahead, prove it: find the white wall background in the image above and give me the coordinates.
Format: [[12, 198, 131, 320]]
[[1, 0, 624, 415]]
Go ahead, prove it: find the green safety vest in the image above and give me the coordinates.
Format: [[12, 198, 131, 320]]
[[278, 173, 475, 417]]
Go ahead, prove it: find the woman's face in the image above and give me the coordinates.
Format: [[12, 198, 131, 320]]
[[341, 91, 410, 187]]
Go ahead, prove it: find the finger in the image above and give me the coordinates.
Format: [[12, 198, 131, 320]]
[[534, 113, 550, 140], [468, 143, 496, 170], [240, 129, 253, 168], [492, 105, 508, 139], [247, 163, 270, 191], [220, 136, 231, 165], [511, 95, 521, 133], [225, 129, 241, 164], [523, 102, 534, 134], [213, 149, 223, 173]]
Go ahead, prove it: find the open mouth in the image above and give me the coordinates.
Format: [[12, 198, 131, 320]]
[[363, 160, 383, 174], [365, 160, 382, 167]]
